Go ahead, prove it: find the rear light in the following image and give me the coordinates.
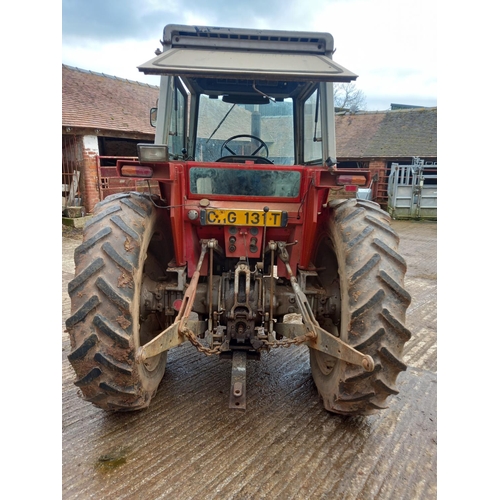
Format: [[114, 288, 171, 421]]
[[337, 175, 366, 186], [344, 185, 358, 192], [121, 165, 153, 178], [137, 144, 168, 162]]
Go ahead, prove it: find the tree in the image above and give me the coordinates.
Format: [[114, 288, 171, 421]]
[[334, 83, 367, 112]]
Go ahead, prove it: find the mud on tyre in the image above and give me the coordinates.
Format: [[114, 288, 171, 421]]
[[65, 192, 172, 411], [310, 199, 411, 416]]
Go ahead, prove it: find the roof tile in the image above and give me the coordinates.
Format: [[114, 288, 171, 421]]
[[335, 108, 437, 159], [62, 65, 158, 134]]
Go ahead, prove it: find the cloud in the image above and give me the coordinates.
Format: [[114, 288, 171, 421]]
[[62, 0, 153, 41], [62, 0, 313, 43], [61, 0, 437, 110]]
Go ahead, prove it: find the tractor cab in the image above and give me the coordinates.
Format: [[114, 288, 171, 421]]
[[138, 24, 357, 170]]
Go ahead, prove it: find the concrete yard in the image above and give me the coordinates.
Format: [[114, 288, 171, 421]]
[[62, 218, 437, 500]]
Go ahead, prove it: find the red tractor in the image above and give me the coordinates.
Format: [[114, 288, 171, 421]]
[[66, 25, 411, 415]]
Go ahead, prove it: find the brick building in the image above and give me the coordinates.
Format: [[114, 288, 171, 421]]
[[62, 64, 436, 213], [335, 107, 437, 208], [62, 65, 158, 214]]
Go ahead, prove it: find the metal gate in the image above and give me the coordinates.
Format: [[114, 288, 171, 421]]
[[62, 135, 83, 211], [387, 157, 437, 220]]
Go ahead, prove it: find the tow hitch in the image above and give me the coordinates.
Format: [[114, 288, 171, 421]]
[[229, 351, 247, 409]]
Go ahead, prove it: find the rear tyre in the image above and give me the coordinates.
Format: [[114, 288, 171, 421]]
[[310, 199, 411, 415], [65, 192, 172, 411]]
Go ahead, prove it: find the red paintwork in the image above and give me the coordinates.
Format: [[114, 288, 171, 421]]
[[116, 159, 370, 277]]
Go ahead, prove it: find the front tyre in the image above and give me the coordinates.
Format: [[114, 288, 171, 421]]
[[310, 199, 411, 416], [65, 193, 172, 411]]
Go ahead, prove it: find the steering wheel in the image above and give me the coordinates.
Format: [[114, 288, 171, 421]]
[[220, 134, 269, 158]]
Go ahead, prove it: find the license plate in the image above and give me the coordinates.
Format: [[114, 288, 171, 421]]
[[200, 209, 287, 227]]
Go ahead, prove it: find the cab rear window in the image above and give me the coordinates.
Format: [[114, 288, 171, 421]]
[[189, 167, 301, 198]]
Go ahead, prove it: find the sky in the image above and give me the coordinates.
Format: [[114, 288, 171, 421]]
[[61, 0, 437, 111]]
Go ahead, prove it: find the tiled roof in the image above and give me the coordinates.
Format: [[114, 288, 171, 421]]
[[62, 64, 159, 135], [335, 107, 437, 159]]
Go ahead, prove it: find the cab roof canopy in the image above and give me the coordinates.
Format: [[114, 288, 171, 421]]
[[138, 24, 358, 90]]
